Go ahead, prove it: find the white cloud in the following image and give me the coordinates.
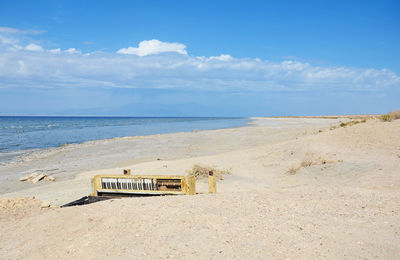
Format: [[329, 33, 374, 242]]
[[48, 48, 82, 54], [64, 48, 81, 54], [208, 54, 233, 61], [117, 39, 187, 56], [25, 43, 43, 52], [48, 48, 61, 53]]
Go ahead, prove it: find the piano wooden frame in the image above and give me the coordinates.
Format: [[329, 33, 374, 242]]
[[91, 174, 196, 197]]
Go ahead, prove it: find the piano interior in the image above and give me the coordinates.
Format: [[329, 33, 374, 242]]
[[156, 179, 182, 191]]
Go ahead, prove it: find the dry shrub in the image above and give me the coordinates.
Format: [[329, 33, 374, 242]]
[[380, 114, 392, 122], [301, 152, 320, 167], [380, 110, 400, 122], [300, 158, 313, 168], [389, 110, 400, 120], [339, 119, 367, 128], [188, 164, 230, 180], [287, 166, 300, 175], [287, 152, 333, 175]]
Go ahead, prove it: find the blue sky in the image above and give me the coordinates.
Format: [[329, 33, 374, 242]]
[[0, 0, 399, 116]]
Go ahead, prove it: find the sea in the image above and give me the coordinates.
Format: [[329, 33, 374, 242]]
[[0, 117, 249, 162]]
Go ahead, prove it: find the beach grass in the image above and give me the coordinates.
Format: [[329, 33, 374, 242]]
[[380, 110, 400, 122]]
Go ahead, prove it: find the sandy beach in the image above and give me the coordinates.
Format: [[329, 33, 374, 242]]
[[1, 117, 399, 259]]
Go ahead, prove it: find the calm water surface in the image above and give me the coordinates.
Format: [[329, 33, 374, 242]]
[[0, 117, 249, 153]]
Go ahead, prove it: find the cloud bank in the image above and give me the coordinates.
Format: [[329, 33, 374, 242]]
[[0, 28, 399, 93]]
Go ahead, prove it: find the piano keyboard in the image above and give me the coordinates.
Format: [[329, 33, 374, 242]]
[[101, 178, 157, 191]]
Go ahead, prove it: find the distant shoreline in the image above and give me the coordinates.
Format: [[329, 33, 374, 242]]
[[0, 114, 382, 118], [264, 114, 381, 119]]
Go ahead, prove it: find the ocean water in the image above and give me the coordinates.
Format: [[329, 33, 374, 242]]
[[0, 117, 249, 153]]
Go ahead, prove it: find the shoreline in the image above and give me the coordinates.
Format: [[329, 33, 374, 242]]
[[0, 117, 252, 165], [0, 115, 381, 162], [0, 115, 366, 163], [0, 116, 345, 167], [0, 117, 345, 201]]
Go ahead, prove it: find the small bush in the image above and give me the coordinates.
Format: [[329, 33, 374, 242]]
[[287, 166, 300, 175], [287, 152, 333, 175], [388, 110, 400, 120], [339, 119, 367, 128], [380, 114, 392, 122], [188, 164, 230, 180], [379, 110, 400, 122], [300, 158, 314, 167]]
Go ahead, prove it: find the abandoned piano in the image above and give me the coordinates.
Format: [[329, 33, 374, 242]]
[[91, 169, 196, 197]]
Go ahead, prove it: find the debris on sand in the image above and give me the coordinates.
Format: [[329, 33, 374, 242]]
[[44, 175, 56, 181], [19, 172, 55, 183], [40, 201, 51, 208]]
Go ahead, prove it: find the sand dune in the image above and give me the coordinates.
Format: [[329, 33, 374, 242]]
[[1, 117, 399, 259]]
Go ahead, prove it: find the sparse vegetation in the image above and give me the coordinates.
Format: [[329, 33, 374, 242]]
[[389, 110, 400, 120], [287, 152, 333, 175], [380, 110, 400, 122], [338, 119, 368, 128], [287, 166, 299, 175], [188, 164, 231, 180], [331, 120, 367, 130], [300, 155, 314, 168], [380, 114, 392, 122]]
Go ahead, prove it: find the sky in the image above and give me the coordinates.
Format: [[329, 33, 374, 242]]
[[0, 0, 399, 116]]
